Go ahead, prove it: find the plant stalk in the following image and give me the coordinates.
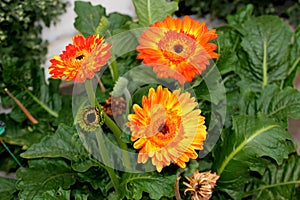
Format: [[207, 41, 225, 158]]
[[85, 80, 130, 169], [24, 88, 58, 118]]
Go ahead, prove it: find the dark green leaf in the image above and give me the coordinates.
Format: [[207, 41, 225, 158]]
[[244, 154, 300, 199], [257, 85, 300, 123], [20, 124, 97, 172], [16, 159, 76, 199], [283, 27, 300, 88], [212, 115, 296, 199], [73, 192, 88, 200], [0, 177, 17, 200], [237, 16, 292, 91], [107, 12, 132, 34], [33, 187, 70, 200], [226, 4, 253, 26], [74, 1, 106, 37], [120, 172, 176, 200], [77, 167, 110, 194], [133, 0, 178, 27]]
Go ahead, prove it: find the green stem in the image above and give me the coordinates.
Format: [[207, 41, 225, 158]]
[[108, 60, 119, 83], [25, 88, 58, 118], [84, 80, 120, 193], [103, 112, 131, 169], [262, 38, 268, 89], [280, 57, 300, 89], [85, 80, 131, 170], [95, 129, 120, 193], [106, 30, 119, 83], [85, 80, 97, 106]]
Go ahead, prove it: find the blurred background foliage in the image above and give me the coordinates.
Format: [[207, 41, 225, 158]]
[[175, 0, 300, 27], [0, 0, 69, 173]]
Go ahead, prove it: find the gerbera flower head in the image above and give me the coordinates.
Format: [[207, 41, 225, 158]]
[[127, 85, 207, 172], [48, 34, 112, 82], [136, 16, 219, 84]]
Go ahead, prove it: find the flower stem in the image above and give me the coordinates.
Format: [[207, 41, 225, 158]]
[[95, 129, 120, 193], [103, 111, 131, 169], [85, 80, 130, 169], [24, 88, 58, 118], [84, 79, 120, 193]]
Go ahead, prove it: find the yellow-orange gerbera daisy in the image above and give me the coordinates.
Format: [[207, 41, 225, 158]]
[[136, 16, 219, 84], [48, 34, 112, 82], [127, 86, 207, 172]]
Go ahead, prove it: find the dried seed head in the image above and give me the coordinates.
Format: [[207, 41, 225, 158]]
[[183, 170, 219, 200], [102, 96, 126, 117]]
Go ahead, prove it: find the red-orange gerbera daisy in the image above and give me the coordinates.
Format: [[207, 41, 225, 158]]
[[127, 86, 207, 172], [48, 34, 112, 82], [136, 16, 219, 84]]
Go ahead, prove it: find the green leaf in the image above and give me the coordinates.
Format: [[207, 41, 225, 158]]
[[77, 167, 110, 194], [226, 4, 253, 26], [0, 177, 17, 200], [120, 172, 176, 200], [212, 115, 296, 199], [33, 187, 70, 200], [16, 159, 76, 199], [257, 85, 300, 123], [107, 12, 132, 34], [283, 27, 300, 88], [20, 124, 97, 172], [107, 29, 139, 57], [74, 1, 106, 37], [244, 154, 300, 199], [237, 16, 292, 91], [132, 0, 178, 27]]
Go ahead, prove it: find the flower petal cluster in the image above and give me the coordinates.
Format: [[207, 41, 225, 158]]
[[136, 16, 219, 84], [127, 85, 207, 172], [49, 34, 111, 82]]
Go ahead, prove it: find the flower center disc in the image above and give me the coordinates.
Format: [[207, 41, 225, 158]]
[[87, 112, 96, 124], [173, 44, 183, 53], [75, 54, 85, 60], [158, 123, 169, 135]]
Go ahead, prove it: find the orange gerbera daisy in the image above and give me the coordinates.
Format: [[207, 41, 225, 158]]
[[127, 86, 207, 172], [136, 16, 219, 84], [48, 34, 112, 82]]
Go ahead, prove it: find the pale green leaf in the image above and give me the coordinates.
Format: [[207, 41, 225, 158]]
[[244, 154, 300, 199], [133, 0, 178, 27], [120, 172, 176, 200], [20, 124, 97, 172], [16, 159, 76, 199], [212, 115, 296, 199]]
